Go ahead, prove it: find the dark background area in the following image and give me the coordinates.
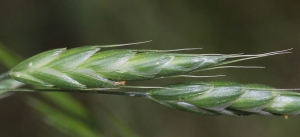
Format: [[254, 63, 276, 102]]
[[1, 0, 300, 137]]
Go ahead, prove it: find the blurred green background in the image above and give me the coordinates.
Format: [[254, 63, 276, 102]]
[[1, 0, 300, 137]]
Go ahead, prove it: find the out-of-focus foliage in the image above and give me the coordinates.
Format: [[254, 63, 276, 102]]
[[28, 97, 103, 137], [108, 112, 139, 137], [41, 92, 90, 120], [0, 43, 22, 68]]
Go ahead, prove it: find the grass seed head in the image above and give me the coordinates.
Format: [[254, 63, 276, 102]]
[[7, 45, 290, 89], [148, 82, 300, 116]]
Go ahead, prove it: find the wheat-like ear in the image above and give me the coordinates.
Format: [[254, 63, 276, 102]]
[[148, 82, 300, 116], [2, 43, 291, 89]]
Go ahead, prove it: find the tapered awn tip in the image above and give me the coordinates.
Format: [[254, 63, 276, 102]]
[[93, 40, 152, 48]]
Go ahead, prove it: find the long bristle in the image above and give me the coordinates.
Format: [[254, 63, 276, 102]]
[[93, 40, 152, 48]]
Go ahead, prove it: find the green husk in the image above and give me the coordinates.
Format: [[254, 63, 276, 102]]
[[148, 82, 300, 116], [5, 45, 290, 89]]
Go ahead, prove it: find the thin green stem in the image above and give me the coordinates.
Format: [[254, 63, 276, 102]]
[[0, 72, 9, 81], [0, 88, 148, 97]]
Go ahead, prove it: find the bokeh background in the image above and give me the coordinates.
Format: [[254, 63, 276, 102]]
[[1, 0, 300, 137]]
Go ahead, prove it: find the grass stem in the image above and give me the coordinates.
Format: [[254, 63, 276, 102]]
[[0, 88, 148, 97]]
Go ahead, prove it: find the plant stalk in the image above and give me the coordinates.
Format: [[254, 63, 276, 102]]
[[0, 88, 148, 97]]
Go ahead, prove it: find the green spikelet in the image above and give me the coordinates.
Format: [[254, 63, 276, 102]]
[[148, 82, 300, 116], [7, 45, 289, 89]]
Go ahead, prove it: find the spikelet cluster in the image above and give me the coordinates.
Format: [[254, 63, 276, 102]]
[[148, 82, 300, 116], [6, 41, 289, 90], [8, 45, 269, 89]]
